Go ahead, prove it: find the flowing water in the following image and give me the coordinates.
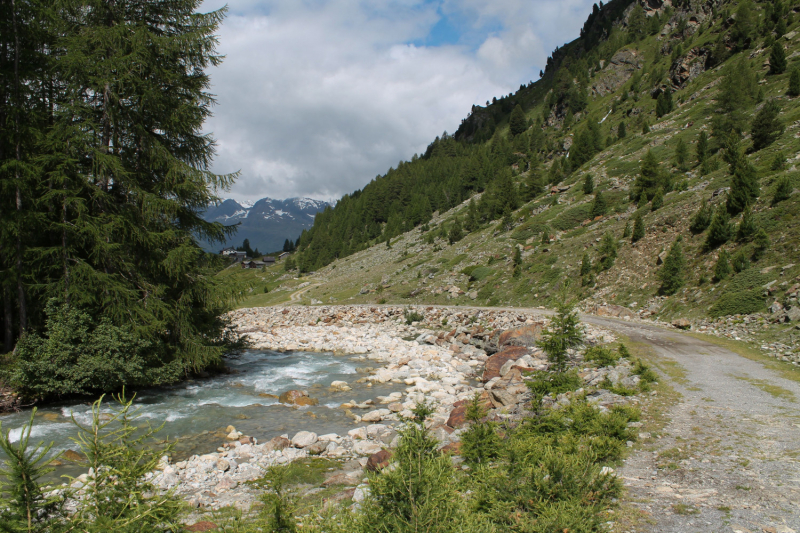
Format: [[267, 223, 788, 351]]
[[0, 350, 404, 480]]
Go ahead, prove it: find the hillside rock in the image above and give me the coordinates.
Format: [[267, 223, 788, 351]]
[[482, 346, 530, 381], [669, 47, 711, 89], [498, 323, 543, 347], [591, 49, 644, 97]]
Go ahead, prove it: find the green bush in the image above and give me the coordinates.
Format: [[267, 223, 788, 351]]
[[8, 300, 177, 400], [709, 289, 765, 317], [551, 204, 592, 231], [527, 369, 583, 408], [632, 358, 658, 383], [469, 267, 494, 282], [584, 346, 620, 367]]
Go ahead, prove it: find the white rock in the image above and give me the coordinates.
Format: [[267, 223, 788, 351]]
[[330, 380, 352, 392], [353, 440, 383, 455], [291, 431, 318, 448], [361, 409, 391, 422]]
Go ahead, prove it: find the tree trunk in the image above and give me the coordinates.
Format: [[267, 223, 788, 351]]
[[12, 0, 26, 334]]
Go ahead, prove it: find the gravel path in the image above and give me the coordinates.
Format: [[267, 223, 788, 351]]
[[585, 316, 800, 533]]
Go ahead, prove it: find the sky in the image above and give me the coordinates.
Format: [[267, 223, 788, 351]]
[[200, 0, 597, 204]]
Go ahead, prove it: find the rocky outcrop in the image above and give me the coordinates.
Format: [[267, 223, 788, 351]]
[[669, 47, 711, 89], [278, 390, 318, 407], [591, 49, 644, 97], [482, 346, 530, 381], [498, 323, 543, 347]]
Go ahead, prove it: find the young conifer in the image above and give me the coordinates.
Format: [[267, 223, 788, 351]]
[[675, 138, 689, 170], [583, 174, 595, 194], [705, 206, 733, 250], [623, 221, 632, 238], [632, 213, 645, 242], [751, 99, 784, 151], [736, 207, 757, 242], [789, 68, 800, 97], [714, 249, 732, 281], [651, 187, 665, 211], [537, 299, 583, 373], [596, 232, 619, 271], [591, 190, 607, 218], [772, 175, 794, 205], [770, 42, 787, 75], [658, 236, 687, 295], [690, 199, 714, 234], [696, 131, 709, 165], [753, 228, 770, 261], [580, 253, 592, 276], [618, 121, 627, 139]]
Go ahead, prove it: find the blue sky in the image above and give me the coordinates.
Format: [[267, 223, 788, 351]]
[[200, 0, 596, 202]]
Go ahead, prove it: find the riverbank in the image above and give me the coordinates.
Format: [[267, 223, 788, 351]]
[[134, 304, 643, 514]]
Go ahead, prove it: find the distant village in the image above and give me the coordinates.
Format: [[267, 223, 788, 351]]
[[219, 247, 291, 269]]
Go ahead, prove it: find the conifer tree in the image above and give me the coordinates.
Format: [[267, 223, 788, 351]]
[[596, 231, 618, 271], [753, 228, 770, 261], [770, 42, 787, 75], [651, 187, 665, 211], [632, 213, 645, 242], [689, 199, 713, 234], [460, 394, 499, 467], [716, 57, 759, 134], [713, 249, 732, 281], [705, 206, 733, 250], [642, 122, 650, 134], [634, 150, 665, 201], [656, 89, 674, 118], [583, 174, 594, 195], [727, 162, 760, 215], [513, 246, 522, 278], [591, 190, 607, 218], [464, 198, 479, 232], [658, 236, 687, 295], [509, 104, 527, 137], [448, 218, 463, 244], [617, 121, 627, 139], [772, 175, 793, 205], [623, 221, 631, 238], [736, 207, 757, 242], [696, 131, 709, 165], [580, 253, 592, 276], [523, 170, 545, 201], [537, 300, 583, 373], [789, 68, 800, 97], [751, 99, 784, 151], [675, 138, 688, 170]]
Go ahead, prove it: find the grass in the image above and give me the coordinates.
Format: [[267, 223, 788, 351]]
[[671, 503, 699, 515], [733, 375, 796, 403]]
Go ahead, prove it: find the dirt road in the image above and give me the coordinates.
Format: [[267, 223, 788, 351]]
[[583, 316, 800, 533]]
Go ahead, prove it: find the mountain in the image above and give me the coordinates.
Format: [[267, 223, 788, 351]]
[[201, 197, 329, 253], [266, 0, 800, 336]]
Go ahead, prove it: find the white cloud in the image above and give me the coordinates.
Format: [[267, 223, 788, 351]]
[[201, 0, 595, 202]]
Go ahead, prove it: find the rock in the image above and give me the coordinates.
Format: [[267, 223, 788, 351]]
[[294, 396, 319, 407], [669, 47, 710, 89], [225, 425, 236, 433], [388, 402, 403, 413], [785, 307, 800, 322], [62, 450, 84, 463], [490, 389, 518, 407], [353, 485, 369, 503], [770, 301, 784, 314], [498, 323, 543, 347], [264, 436, 291, 451], [361, 409, 391, 423], [186, 522, 219, 532], [590, 48, 643, 97], [593, 304, 635, 319], [468, 291, 478, 300], [42, 413, 60, 422], [672, 318, 691, 330], [656, 251, 668, 266], [499, 358, 518, 377], [216, 459, 230, 472], [239, 436, 255, 445], [440, 442, 462, 455], [215, 476, 237, 492], [279, 389, 309, 405], [291, 431, 318, 448], [258, 393, 278, 399], [482, 346, 529, 381], [366, 449, 393, 472], [353, 440, 383, 456], [329, 380, 352, 392]]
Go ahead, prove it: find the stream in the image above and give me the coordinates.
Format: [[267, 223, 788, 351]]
[[0, 350, 404, 480]]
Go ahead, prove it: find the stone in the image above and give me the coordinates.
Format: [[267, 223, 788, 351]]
[[440, 442, 462, 455], [279, 389, 309, 405], [672, 318, 691, 330], [226, 430, 242, 440], [366, 449, 393, 472], [498, 323, 543, 347], [329, 380, 352, 392], [214, 476, 237, 492], [657, 251, 668, 265], [482, 346, 529, 381], [216, 459, 230, 472], [291, 431, 318, 448], [490, 389, 518, 407], [785, 307, 800, 322], [590, 48, 643, 97], [62, 450, 84, 463], [294, 396, 319, 407], [593, 304, 635, 319], [353, 440, 383, 456], [361, 409, 391, 423], [388, 402, 403, 413], [770, 301, 784, 314], [669, 47, 710, 89], [264, 436, 291, 451]]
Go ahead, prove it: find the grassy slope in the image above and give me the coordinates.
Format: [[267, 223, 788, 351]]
[[227, 1, 800, 349]]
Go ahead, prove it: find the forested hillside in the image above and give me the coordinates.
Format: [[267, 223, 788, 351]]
[[0, 0, 241, 398], [267, 0, 799, 339]]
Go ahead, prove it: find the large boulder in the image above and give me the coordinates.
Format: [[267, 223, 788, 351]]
[[291, 431, 318, 448], [498, 323, 543, 348], [591, 48, 644, 97], [264, 435, 291, 451], [366, 450, 393, 472], [482, 346, 529, 381], [279, 390, 319, 406], [669, 47, 711, 89], [593, 304, 635, 319]]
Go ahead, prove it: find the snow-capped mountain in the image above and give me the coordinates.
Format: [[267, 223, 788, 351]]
[[199, 197, 328, 253]]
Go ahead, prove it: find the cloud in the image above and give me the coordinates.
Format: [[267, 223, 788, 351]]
[[200, 0, 595, 202]]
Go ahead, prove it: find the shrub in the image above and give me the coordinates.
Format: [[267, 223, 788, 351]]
[[618, 343, 632, 359], [704, 206, 733, 250], [584, 346, 620, 367], [709, 289, 764, 317], [9, 300, 170, 400], [751, 99, 784, 151], [632, 213, 645, 242], [404, 309, 424, 325], [752, 229, 770, 261], [469, 267, 494, 282], [460, 394, 500, 467], [596, 232, 618, 271], [526, 369, 584, 408], [583, 174, 594, 194], [772, 175, 793, 205], [770, 42, 787, 75], [632, 358, 658, 383], [789, 68, 800, 97], [736, 207, 757, 242], [591, 190, 608, 218], [731, 249, 750, 273]]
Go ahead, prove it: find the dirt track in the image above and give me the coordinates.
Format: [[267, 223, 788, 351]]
[[583, 315, 800, 533]]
